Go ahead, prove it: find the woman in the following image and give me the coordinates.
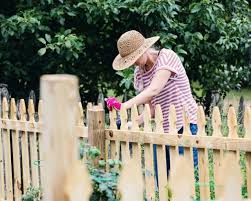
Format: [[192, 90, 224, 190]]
[[106, 30, 198, 181]]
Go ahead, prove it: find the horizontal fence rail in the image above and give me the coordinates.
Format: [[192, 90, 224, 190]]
[[105, 104, 251, 201], [0, 85, 251, 201], [0, 97, 88, 201]]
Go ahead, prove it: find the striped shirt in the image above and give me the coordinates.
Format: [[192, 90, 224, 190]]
[[134, 48, 197, 133]]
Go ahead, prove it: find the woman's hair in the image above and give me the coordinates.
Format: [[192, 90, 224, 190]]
[[147, 46, 160, 56]]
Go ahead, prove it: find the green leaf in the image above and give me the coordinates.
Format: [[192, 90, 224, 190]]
[[191, 4, 201, 13], [55, 47, 60, 54], [178, 49, 187, 55], [59, 18, 65, 25], [125, 79, 131, 89], [38, 48, 46, 56], [73, 52, 79, 59], [45, 34, 51, 43], [116, 71, 125, 77], [67, 12, 76, 16], [98, 160, 106, 168], [195, 32, 203, 40], [22, 194, 33, 201], [108, 159, 115, 168], [64, 29, 71, 35], [65, 41, 71, 48], [38, 38, 46, 44]]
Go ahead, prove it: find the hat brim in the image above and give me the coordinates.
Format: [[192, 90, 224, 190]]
[[112, 36, 160, 71]]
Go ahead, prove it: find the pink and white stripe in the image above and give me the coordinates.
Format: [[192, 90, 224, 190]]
[[134, 49, 197, 133]]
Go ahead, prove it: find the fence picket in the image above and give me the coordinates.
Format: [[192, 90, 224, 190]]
[[131, 104, 139, 131], [244, 106, 251, 198], [168, 105, 178, 174], [40, 74, 86, 201], [197, 105, 210, 200], [0, 100, 5, 200], [144, 104, 155, 201], [20, 99, 31, 191], [2, 97, 13, 201], [227, 107, 240, 163], [228, 106, 238, 138], [155, 105, 168, 201], [131, 105, 141, 174], [109, 109, 117, 130], [105, 139, 110, 171], [109, 109, 118, 164], [0, 103, 4, 201], [120, 105, 130, 163], [38, 100, 44, 188], [118, 158, 144, 201], [86, 102, 92, 123], [182, 106, 195, 199], [110, 141, 116, 159], [10, 98, 22, 200], [219, 152, 242, 201], [0, 87, 250, 201], [169, 156, 193, 201], [28, 99, 39, 188], [155, 105, 164, 133], [212, 106, 224, 199]]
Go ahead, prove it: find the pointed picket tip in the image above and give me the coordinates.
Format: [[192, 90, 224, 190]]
[[28, 99, 35, 122], [244, 106, 251, 138], [19, 99, 27, 121], [227, 106, 238, 138], [10, 98, 17, 120], [109, 109, 117, 129], [169, 104, 177, 134], [131, 104, 139, 131], [120, 104, 128, 130], [2, 97, 9, 119], [212, 106, 222, 137], [155, 104, 164, 133], [98, 102, 103, 109], [143, 104, 152, 132], [87, 102, 93, 110], [155, 104, 163, 122], [197, 105, 206, 136], [182, 106, 191, 135]]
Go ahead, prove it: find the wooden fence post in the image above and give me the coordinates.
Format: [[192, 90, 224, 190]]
[[88, 105, 105, 159], [41, 74, 92, 201]]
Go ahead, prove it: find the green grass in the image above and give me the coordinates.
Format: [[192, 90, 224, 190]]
[[225, 88, 251, 100]]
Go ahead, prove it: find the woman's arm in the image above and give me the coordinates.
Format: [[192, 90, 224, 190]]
[[123, 69, 171, 109]]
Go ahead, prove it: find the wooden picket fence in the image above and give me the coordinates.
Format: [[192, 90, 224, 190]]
[[0, 74, 251, 201], [0, 97, 89, 201]]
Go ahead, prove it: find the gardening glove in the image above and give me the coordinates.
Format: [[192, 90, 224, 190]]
[[105, 97, 121, 111]]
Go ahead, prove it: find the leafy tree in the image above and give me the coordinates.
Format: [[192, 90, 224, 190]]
[[0, 0, 250, 110]]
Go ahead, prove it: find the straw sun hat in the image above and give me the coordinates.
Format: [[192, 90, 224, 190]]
[[112, 30, 160, 71]]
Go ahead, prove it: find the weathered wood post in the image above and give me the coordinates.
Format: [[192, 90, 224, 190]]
[[40, 74, 91, 201], [238, 96, 244, 124], [88, 105, 105, 159]]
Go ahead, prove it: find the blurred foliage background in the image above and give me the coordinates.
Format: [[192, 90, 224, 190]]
[[0, 0, 250, 110]]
